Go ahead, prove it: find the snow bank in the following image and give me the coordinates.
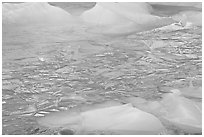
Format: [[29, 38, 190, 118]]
[[3, 2, 73, 26], [80, 2, 175, 35]]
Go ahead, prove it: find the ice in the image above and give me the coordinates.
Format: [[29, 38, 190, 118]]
[[160, 90, 202, 133], [159, 80, 202, 99], [37, 103, 165, 134], [172, 87, 202, 99], [81, 104, 165, 134], [80, 2, 175, 35], [3, 2, 73, 26], [140, 90, 202, 134], [149, 2, 202, 9], [123, 90, 202, 134], [121, 97, 147, 107], [2, 2, 202, 135], [172, 11, 202, 27]]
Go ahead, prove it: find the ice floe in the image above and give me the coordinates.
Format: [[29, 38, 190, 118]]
[[3, 2, 73, 26], [120, 87, 202, 134], [80, 2, 175, 35], [3, 2, 201, 35], [149, 2, 202, 9], [136, 90, 202, 133], [159, 90, 202, 133], [172, 11, 202, 27], [37, 103, 165, 134]]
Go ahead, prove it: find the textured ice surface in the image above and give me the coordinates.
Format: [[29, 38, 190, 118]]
[[2, 2, 202, 135]]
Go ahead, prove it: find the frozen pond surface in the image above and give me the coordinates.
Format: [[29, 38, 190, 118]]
[[2, 2, 202, 135]]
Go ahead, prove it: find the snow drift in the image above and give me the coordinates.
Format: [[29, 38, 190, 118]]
[[2, 2, 73, 26]]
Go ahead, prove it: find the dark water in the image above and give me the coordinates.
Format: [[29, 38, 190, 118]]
[[2, 3, 202, 135]]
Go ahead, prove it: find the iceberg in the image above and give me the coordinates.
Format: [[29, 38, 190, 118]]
[[37, 103, 165, 134], [80, 2, 175, 35], [3, 2, 73, 26]]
